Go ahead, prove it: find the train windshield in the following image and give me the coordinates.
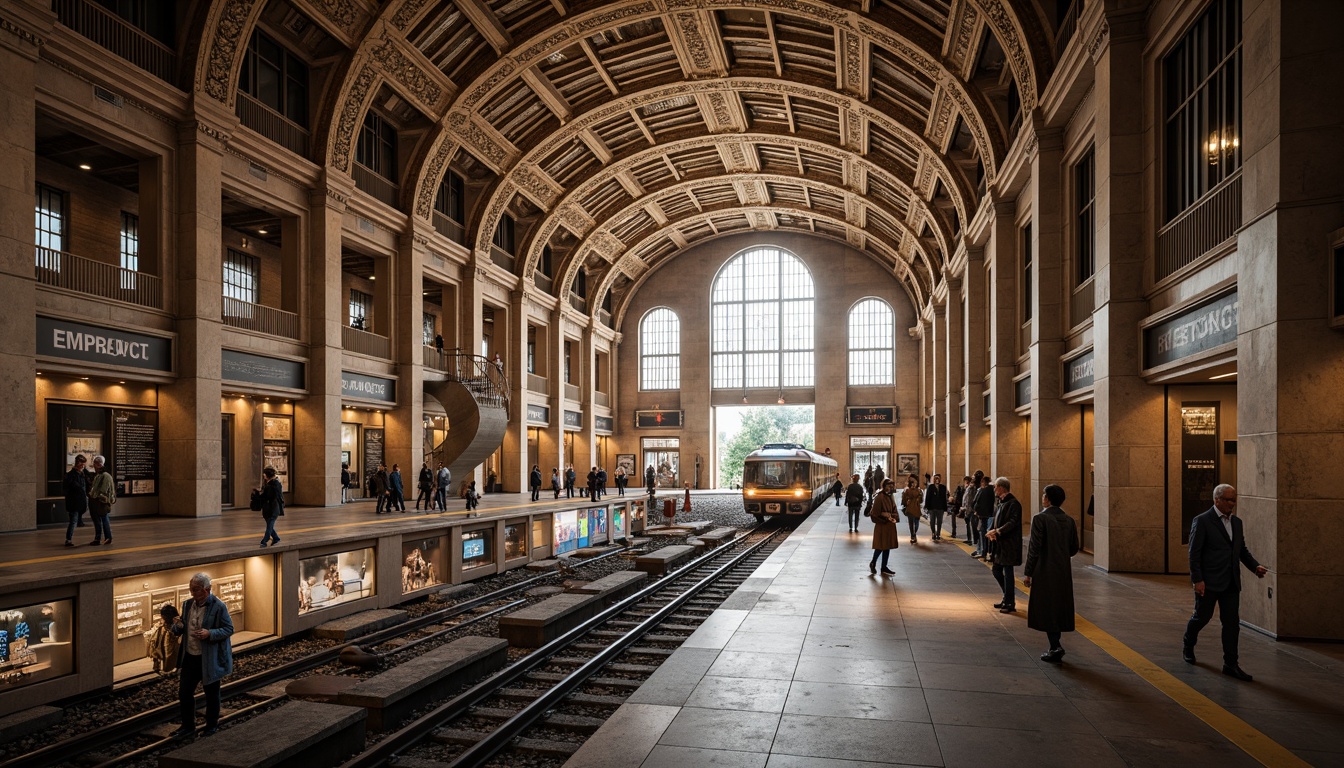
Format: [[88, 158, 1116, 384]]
[[744, 460, 807, 487]]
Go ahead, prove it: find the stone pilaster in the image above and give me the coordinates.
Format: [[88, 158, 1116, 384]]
[[294, 172, 352, 507], [540, 309, 564, 481], [1236, 0, 1344, 639], [929, 303, 946, 478], [962, 249, 991, 476], [0, 5, 46, 531], [159, 102, 235, 517], [1090, 7, 1165, 572], [1028, 126, 1082, 513], [987, 208, 1028, 485], [385, 222, 430, 480], [942, 276, 964, 483]]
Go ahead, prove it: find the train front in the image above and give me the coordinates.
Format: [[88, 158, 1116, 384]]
[[742, 448, 816, 520]]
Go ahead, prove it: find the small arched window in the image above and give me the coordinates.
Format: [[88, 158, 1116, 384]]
[[640, 308, 680, 390], [848, 298, 894, 385]]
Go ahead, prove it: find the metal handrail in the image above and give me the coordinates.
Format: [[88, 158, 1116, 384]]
[[424, 347, 510, 410], [222, 296, 300, 339], [34, 246, 162, 309], [52, 0, 177, 82]]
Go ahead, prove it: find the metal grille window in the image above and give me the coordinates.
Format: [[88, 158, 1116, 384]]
[[349, 289, 372, 330], [423, 313, 435, 346], [640, 307, 680, 390], [240, 30, 309, 127], [1021, 222, 1033, 321], [711, 246, 814, 389], [1164, 0, 1241, 220], [1075, 149, 1095, 283], [434, 170, 464, 222], [35, 183, 65, 270], [222, 249, 259, 304], [848, 298, 894, 386], [120, 212, 139, 289], [356, 111, 397, 180], [564, 340, 573, 384]]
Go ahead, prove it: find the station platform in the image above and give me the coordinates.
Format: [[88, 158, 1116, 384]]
[[566, 502, 1344, 768]]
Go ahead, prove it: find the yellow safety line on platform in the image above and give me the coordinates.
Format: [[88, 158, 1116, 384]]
[[2, 501, 553, 569], [945, 529, 1308, 768]]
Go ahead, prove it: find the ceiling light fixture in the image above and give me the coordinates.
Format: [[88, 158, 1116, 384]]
[[257, 228, 268, 234], [1210, 371, 1237, 380], [78, 163, 92, 170]]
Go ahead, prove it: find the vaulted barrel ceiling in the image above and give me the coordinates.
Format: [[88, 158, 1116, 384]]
[[194, 0, 1058, 319]]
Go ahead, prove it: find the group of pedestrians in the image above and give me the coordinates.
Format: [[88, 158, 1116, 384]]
[[62, 453, 116, 547], [530, 464, 627, 502]]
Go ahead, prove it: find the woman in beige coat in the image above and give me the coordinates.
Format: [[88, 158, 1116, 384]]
[[869, 478, 899, 575], [901, 474, 923, 544]]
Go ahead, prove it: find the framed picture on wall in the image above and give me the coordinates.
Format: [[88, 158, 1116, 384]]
[[896, 453, 919, 478], [263, 415, 292, 441], [615, 454, 636, 476]]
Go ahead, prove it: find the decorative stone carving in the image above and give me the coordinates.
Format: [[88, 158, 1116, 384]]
[[1088, 18, 1110, 63], [476, 184, 517, 252], [591, 231, 624, 260], [371, 37, 444, 108], [674, 11, 713, 74], [415, 139, 459, 218], [331, 63, 377, 172], [309, 0, 356, 30], [556, 205, 596, 237], [974, 0, 1036, 109], [513, 163, 562, 209], [948, 2, 979, 70], [391, 0, 433, 31], [574, 2, 656, 32], [462, 60, 517, 111], [0, 16, 45, 48], [202, 0, 256, 103]]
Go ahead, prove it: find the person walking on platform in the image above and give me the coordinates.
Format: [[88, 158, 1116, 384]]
[[949, 475, 969, 540], [565, 465, 577, 498], [900, 475, 923, 544], [257, 467, 283, 547], [1024, 484, 1079, 662], [863, 465, 874, 495], [388, 464, 407, 512], [645, 464, 656, 496], [587, 466, 598, 500], [971, 473, 994, 556], [170, 573, 233, 738], [1182, 484, 1266, 681], [62, 454, 88, 547], [415, 463, 433, 510], [868, 478, 899, 575], [831, 472, 844, 506], [465, 480, 479, 512], [551, 467, 562, 499], [435, 463, 451, 512], [615, 466, 628, 496], [87, 455, 115, 546], [873, 464, 886, 492], [844, 473, 865, 533], [529, 465, 542, 501], [597, 467, 608, 499], [340, 463, 351, 503], [925, 473, 949, 542], [985, 477, 1023, 613]]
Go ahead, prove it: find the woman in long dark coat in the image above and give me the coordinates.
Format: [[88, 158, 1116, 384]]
[[1023, 484, 1079, 662], [869, 478, 900, 575]]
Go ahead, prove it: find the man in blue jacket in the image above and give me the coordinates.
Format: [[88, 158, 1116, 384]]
[[170, 573, 234, 737], [1183, 484, 1266, 681]]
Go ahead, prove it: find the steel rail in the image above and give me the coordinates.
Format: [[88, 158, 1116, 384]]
[[339, 525, 777, 768]]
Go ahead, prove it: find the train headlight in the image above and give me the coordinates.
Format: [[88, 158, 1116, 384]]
[[793, 489, 805, 497], [745, 489, 755, 497]]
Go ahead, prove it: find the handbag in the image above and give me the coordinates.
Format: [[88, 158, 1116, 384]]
[[249, 489, 264, 512]]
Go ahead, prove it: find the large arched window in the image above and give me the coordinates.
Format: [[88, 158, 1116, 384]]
[[711, 246, 814, 389], [848, 298, 894, 385], [640, 307, 680, 390]]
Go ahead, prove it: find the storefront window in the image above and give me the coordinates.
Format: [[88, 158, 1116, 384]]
[[503, 523, 526, 560], [531, 517, 550, 555], [0, 599, 74, 691], [113, 563, 254, 670], [462, 530, 493, 569], [402, 537, 444, 593], [553, 510, 578, 556], [298, 549, 375, 615]]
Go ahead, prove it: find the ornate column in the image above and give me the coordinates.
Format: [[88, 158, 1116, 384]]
[[159, 101, 236, 516], [294, 171, 353, 507], [962, 248, 990, 476], [929, 301, 946, 478], [0, 4, 47, 531], [941, 275, 964, 482], [384, 221, 431, 479]]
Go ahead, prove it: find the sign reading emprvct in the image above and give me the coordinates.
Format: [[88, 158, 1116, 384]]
[[37, 316, 172, 372], [341, 371, 396, 403]]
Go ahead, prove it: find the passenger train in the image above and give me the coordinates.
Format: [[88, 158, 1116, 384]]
[[741, 443, 839, 521]]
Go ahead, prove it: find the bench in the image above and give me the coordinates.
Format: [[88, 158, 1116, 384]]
[[311, 609, 408, 641], [567, 571, 649, 606], [498, 593, 602, 647], [697, 527, 737, 549], [336, 636, 508, 731], [159, 701, 365, 768], [634, 545, 695, 576]]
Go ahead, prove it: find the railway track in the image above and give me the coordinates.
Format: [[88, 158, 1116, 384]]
[[3, 545, 639, 768], [341, 525, 788, 768]]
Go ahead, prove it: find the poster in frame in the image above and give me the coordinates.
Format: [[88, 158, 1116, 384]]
[[615, 454, 636, 476], [895, 453, 920, 478]]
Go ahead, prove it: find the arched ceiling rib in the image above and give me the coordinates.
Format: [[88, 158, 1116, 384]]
[[191, 0, 1055, 312]]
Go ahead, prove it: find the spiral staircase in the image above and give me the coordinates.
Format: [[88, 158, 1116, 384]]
[[423, 351, 509, 487]]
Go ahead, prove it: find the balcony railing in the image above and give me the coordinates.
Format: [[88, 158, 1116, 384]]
[[431, 211, 465, 245], [342, 325, 390, 358], [1071, 278, 1095, 327], [527, 373, 549, 395], [1056, 0, 1081, 59], [595, 391, 610, 408], [489, 245, 515, 271], [235, 93, 309, 157], [564, 383, 581, 402], [222, 296, 299, 339], [352, 163, 400, 209], [568, 293, 587, 313], [1157, 173, 1242, 280], [35, 247, 162, 309], [424, 347, 508, 409], [533, 272, 553, 294], [53, 0, 177, 83]]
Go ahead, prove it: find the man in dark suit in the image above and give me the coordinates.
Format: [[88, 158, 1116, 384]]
[[1183, 484, 1267, 681]]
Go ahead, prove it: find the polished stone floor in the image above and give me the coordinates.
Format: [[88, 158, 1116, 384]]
[[564, 503, 1344, 768]]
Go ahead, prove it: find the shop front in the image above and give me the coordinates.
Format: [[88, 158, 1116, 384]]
[[641, 437, 680, 488], [340, 371, 396, 499], [1062, 346, 1096, 553], [35, 315, 174, 525], [220, 350, 307, 508]]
